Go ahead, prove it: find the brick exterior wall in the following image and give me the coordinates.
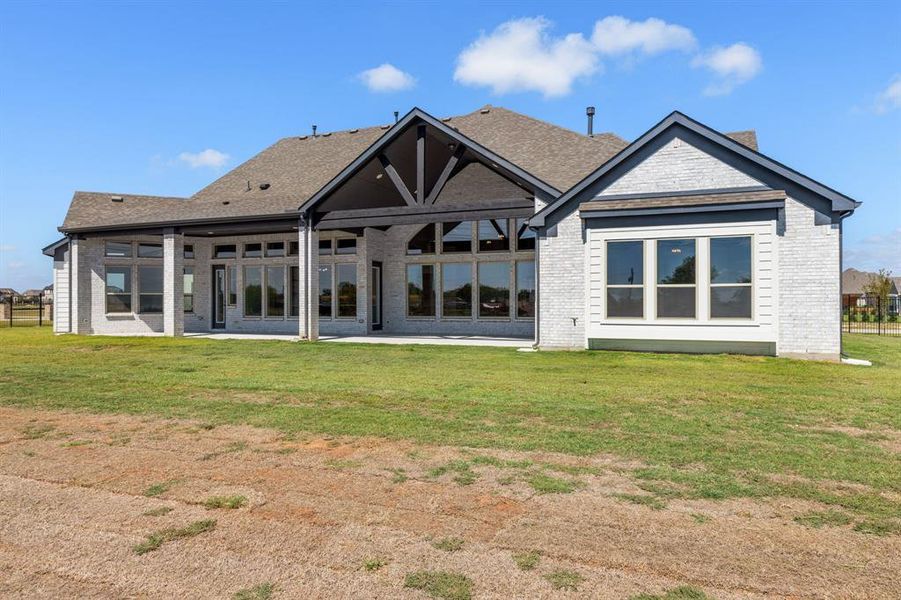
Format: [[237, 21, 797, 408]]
[[777, 197, 842, 359], [537, 210, 586, 348]]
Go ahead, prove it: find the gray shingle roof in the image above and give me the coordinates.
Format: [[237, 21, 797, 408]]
[[579, 189, 784, 213], [59, 105, 758, 232]]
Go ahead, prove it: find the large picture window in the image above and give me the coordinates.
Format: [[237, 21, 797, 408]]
[[442, 222, 472, 253], [265, 266, 285, 317], [407, 224, 437, 255], [105, 266, 132, 313], [656, 239, 696, 319], [290, 266, 299, 318], [442, 263, 472, 317], [138, 266, 163, 313], [478, 219, 509, 252], [516, 261, 536, 318], [407, 264, 436, 317], [711, 236, 753, 319], [336, 263, 357, 318], [319, 265, 332, 318], [606, 241, 644, 318], [184, 267, 194, 313], [478, 262, 510, 318], [515, 218, 536, 251], [244, 266, 262, 317]]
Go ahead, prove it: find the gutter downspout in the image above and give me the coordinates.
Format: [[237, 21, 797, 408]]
[[532, 225, 541, 350]]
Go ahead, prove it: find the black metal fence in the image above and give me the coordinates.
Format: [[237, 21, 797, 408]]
[[0, 296, 53, 327], [843, 294, 901, 336]]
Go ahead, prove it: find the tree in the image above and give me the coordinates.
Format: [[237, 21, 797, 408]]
[[863, 269, 894, 317]]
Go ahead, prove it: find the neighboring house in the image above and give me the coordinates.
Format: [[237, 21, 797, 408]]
[[22, 289, 44, 301], [0, 288, 18, 302], [842, 268, 900, 308], [43, 284, 53, 303], [43, 106, 859, 360]]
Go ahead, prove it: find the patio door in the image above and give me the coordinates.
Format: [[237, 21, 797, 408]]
[[212, 265, 226, 329], [370, 262, 382, 331]]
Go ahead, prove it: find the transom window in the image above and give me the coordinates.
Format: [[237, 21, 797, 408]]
[[137, 243, 163, 258], [244, 243, 262, 258], [515, 218, 536, 251], [336, 238, 357, 255], [606, 241, 644, 318], [656, 239, 696, 319], [710, 236, 753, 319], [105, 242, 132, 258], [442, 222, 472, 253], [407, 223, 437, 255], [214, 244, 236, 259], [478, 219, 509, 252], [265, 242, 285, 258]]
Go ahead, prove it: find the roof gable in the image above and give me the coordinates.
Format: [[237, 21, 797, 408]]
[[530, 111, 860, 228]]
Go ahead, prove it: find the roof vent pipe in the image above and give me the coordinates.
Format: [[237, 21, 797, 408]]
[[312, 124, 317, 137], [393, 111, 399, 123], [586, 106, 595, 137]]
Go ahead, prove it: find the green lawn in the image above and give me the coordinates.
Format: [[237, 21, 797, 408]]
[[1, 328, 899, 527]]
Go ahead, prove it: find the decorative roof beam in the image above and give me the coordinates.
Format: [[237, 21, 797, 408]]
[[426, 143, 465, 204], [378, 154, 417, 207], [416, 124, 426, 204]]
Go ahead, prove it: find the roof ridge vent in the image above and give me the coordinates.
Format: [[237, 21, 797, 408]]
[[480, 108, 490, 114], [349, 128, 359, 134], [322, 132, 331, 137], [442, 117, 452, 122], [110, 195, 124, 202], [380, 124, 390, 129], [299, 135, 309, 140]]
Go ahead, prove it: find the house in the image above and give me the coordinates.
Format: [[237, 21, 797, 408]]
[[842, 268, 900, 310], [43, 106, 859, 360], [43, 284, 53, 303], [22, 288, 44, 301], [0, 288, 18, 302]]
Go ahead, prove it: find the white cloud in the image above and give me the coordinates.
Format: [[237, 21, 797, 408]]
[[454, 17, 599, 98], [874, 75, 901, 114], [844, 228, 901, 273], [692, 43, 763, 96], [7, 260, 25, 270], [0, 244, 16, 253], [178, 149, 230, 169], [358, 63, 416, 93], [591, 16, 696, 56]]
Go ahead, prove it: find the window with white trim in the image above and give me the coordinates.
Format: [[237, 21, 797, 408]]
[[606, 241, 644, 318], [710, 236, 753, 319], [656, 239, 696, 319]]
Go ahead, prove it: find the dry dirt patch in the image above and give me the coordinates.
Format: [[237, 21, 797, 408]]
[[0, 406, 898, 599]]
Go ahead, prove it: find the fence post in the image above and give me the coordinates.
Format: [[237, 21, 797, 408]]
[[39, 296, 43, 327]]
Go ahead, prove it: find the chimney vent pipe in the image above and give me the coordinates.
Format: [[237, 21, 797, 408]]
[[586, 106, 596, 137]]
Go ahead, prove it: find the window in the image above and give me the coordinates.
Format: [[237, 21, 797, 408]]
[[442, 263, 472, 317], [711, 236, 753, 319], [244, 266, 262, 316], [138, 266, 163, 313], [288, 241, 299, 257], [137, 243, 163, 258], [265, 242, 285, 257], [336, 238, 357, 255], [336, 263, 356, 317], [184, 245, 194, 260], [478, 219, 509, 252], [244, 243, 262, 258], [478, 262, 510, 318], [105, 242, 132, 258], [606, 241, 644, 318], [265, 266, 285, 317], [515, 218, 536, 251], [319, 239, 332, 255], [319, 265, 332, 318], [214, 244, 236, 259], [407, 224, 437, 255], [407, 264, 435, 317], [516, 261, 536, 318], [105, 266, 131, 313], [184, 267, 194, 313], [227, 266, 237, 306], [442, 222, 472, 253], [656, 239, 696, 319], [289, 266, 300, 317]]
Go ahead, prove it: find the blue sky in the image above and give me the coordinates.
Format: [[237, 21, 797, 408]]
[[1, 1, 899, 290]]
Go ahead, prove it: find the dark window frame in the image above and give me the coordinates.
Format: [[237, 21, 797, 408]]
[[105, 265, 132, 314]]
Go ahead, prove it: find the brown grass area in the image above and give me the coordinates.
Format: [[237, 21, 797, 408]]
[[0, 406, 898, 599]]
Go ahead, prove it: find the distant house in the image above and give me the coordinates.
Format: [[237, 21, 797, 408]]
[[0, 288, 18, 302], [43, 284, 53, 302], [22, 289, 44, 303], [842, 268, 900, 297]]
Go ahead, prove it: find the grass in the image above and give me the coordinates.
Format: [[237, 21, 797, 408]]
[[363, 557, 388, 571], [512, 549, 541, 571], [132, 519, 216, 555], [232, 583, 274, 600], [544, 569, 584, 591], [142, 506, 174, 517], [432, 537, 464, 552], [404, 571, 472, 600], [386, 467, 408, 483], [615, 493, 667, 510], [324, 458, 362, 470], [204, 494, 248, 509], [525, 472, 581, 494], [143, 480, 176, 498], [793, 510, 853, 529], [1, 329, 899, 525], [631, 586, 712, 600]]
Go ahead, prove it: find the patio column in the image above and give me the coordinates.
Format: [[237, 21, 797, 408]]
[[163, 228, 184, 337], [298, 217, 319, 340], [69, 236, 88, 334]]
